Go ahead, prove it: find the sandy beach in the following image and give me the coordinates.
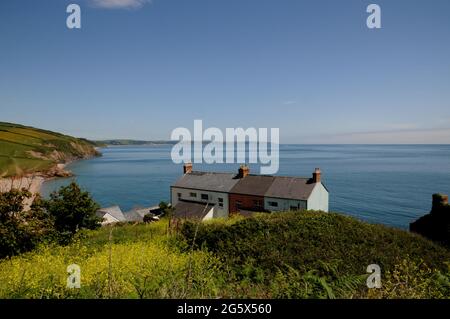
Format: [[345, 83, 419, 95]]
[[0, 175, 46, 209], [0, 162, 73, 210]]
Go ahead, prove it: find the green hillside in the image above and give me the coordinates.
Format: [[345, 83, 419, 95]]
[[1, 212, 448, 299], [0, 122, 100, 177]]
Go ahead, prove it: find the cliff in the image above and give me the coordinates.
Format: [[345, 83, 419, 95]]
[[0, 122, 100, 178]]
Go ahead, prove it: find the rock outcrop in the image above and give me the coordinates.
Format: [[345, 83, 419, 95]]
[[410, 194, 450, 246]]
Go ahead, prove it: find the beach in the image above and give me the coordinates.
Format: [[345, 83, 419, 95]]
[[0, 175, 46, 209], [0, 163, 72, 209]]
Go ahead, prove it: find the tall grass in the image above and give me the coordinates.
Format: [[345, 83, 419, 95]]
[[0, 213, 449, 299], [0, 220, 223, 299]]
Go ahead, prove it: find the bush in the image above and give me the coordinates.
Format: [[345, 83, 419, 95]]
[[0, 182, 101, 259], [0, 189, 36, 258], [181, 211, 450, 298], [46, 182, 101, 242]]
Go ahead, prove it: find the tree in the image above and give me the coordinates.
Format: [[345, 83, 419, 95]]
[[0, 182, 102, 259], [46, 182, 101, 241], [0, 189, 34, 258], [159, 201, 174, 218], [159, 201, 169, 211], [25, 194, 57, 241]]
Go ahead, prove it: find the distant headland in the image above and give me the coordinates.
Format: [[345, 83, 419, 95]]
[[0, 122, 101, 207]]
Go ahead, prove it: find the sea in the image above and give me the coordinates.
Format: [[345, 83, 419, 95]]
[[41, 144, 450, 230]]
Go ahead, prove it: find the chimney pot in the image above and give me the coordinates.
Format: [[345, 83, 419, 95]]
[[183, 163, 193, 174], [312, 168, 322, 183], [238, 165, 250, 178]]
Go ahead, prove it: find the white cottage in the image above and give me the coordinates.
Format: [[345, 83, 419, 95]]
[[170, 164, 329, 219], [96, 206, 127, 225], [263, 169, 329, 213], [170, 163, 240, 220]]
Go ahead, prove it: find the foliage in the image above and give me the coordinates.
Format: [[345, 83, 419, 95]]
[[365, 259, 450, 299], [0, 188, 35, 258], [45, 182, 101, 242], [0, 221, 222, 299], [159, 201, 174, 218], [181, 211, 450, 298], [0, 210, 449, 298], [0, 182, 101, 258]]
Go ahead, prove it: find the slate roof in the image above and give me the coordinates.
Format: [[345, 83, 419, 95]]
[[124, 207, 160, 222], [124, 210, 145, 222], [174, 200, 214, 219], [172, 171, 240, 193], [172, 168, 326, 202], [229, 175, 276, 196], [96, 206, 126, 222], [265, 176, 316, 201]]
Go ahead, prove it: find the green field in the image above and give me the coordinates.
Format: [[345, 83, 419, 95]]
[[1, 212, 448, 299], [0, 122, 99, 177]]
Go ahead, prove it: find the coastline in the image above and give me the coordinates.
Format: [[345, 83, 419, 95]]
[[0, 154, 99, 210]]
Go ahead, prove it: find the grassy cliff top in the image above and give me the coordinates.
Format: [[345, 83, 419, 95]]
[[0, 212, 448, 298], [0, 122, 99, 177]]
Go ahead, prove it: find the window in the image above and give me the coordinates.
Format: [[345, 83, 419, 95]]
[[253, 200, 262, 207], [236, 201, 243, 209], [189, 192, 197, 198], [177, 193, 181, 198], [268, 201, 278, 207], [201, 194, 209, 200], [218, 198, 224, 207]]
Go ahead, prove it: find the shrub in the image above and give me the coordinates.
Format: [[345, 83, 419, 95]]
[[181, 211, 450, 298], [45, 182, 101, 242]]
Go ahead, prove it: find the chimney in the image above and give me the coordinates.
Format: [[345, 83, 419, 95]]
[[432, 193, 448, 211], [312, 168, 321, 183], [238, 165, 250, 178], [183, 163, 193, 174]]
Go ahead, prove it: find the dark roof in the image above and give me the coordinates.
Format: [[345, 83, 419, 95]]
[[172, 171, 240, 193], [124, 207, 160, 222], [172, 168, 327, 201], [174, 200, 214, 219], [124, 210, 143, 222], [265, 176, 316, 200], [229, 175, 276, 196]]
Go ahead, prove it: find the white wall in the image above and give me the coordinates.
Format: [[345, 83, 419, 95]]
[[264, 197, 307, 212], [307, 183, 329, 212], [101, 213, 120, 225], [202, 206, 215, 221], [171, 187, 229, 218]]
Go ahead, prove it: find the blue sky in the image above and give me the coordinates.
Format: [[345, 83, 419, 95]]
[[1, 0, 449, 143]]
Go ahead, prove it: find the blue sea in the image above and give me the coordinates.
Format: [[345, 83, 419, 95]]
[[41, 145, 450, 229]]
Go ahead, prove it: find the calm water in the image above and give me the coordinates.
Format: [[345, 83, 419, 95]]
[[41, 145, 450, 229]]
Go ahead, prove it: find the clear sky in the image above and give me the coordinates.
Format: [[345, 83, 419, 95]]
[[1, 0, 449, 143]]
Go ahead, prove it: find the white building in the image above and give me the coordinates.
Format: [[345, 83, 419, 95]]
[[170, 164, 329, 219], [171, 163, 240, 220], [96, 206, 127, 225], [263, 169, 329, 213]]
